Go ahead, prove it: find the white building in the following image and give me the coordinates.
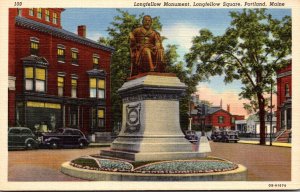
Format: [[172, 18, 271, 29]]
[[246, 114, 276, 134]]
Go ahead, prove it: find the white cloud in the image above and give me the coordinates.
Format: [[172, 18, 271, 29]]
[[161, 22, 200, 52], [87, 31, 103, 41]]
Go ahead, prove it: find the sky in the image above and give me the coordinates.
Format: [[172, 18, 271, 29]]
[[61, 8, 290, 117]]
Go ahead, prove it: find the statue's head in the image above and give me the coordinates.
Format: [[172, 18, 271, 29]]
[[142, 15, 152, 30]]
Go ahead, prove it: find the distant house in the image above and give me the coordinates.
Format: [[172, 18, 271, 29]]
[[189, 96, 244, 131], [246, 114, 276, 135], [235, 120, 247, 133]]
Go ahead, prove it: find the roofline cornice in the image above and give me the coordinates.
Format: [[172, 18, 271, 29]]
[[15, 16, 115, 53]]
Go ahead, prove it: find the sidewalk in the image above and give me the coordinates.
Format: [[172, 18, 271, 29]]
[[238, 139, 291, 147]]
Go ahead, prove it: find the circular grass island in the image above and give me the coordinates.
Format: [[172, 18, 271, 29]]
[[61, 156, 247, 181]]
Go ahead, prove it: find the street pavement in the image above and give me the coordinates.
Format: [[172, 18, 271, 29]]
[[8, 142, 291, 181], [8, 147, 103, 181], [209, 141, 291, 181]]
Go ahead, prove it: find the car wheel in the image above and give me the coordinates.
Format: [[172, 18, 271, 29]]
[[79, 141, 85, 149], [26, 140, 35, 150], [50, 141, 58, 149]]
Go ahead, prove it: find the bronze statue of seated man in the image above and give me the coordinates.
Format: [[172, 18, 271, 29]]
[[129, 15, 165, 76]]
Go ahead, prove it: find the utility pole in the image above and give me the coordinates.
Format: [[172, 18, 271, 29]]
[[270, 80, 273, 146]]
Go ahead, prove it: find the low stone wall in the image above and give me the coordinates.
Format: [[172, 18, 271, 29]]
[[61, 161, 247, 181]]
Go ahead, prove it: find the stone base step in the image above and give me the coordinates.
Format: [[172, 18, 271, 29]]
[[100, 149, 207, 161]]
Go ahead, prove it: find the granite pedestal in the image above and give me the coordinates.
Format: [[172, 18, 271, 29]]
[[100, 73, 210, 161]]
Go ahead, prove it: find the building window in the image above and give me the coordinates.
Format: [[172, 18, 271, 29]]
[[37, 8, 42, 19], [35, 68, 46, 92], [71, 49, 79, 64], [17, 8, 22, 16], [285, 83, 290, 97], [69, 106, 78, 128], [57, 76, 64, 96], [25, 67, 46, 92], [231, 117, 235, 124], [98, 109, 105, 128], [89, 78, 105, 98], [29, 8, 34, 16], [71, 79, 77, 98], [25, 67, 33, 91], [218, 116, 224, 123], [93, 54, 99, 68], [45, 9, 50, 22], [98, 79, 105, 98], [92, 108, 105, 130], [57, 45, 65, 62], [30, 40, 39, 56], [53, 12, 57, 24]]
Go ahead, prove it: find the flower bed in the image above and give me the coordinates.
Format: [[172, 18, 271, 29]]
[[133, 160, 238, 174], [70, 157, 238, 174], [70, 156, 133, 172], [96, 159, 133, 172]]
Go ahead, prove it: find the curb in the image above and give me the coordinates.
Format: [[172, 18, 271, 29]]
[[238, 140, 291, 148], [61, 161, 247, 181], [88, 143, 111, 148]]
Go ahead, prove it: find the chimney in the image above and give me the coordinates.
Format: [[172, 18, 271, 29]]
[[78, 25, 86, 38], [227, 104, 230, 113]]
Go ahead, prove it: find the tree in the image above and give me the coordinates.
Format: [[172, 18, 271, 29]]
[[185, 9, 291, 144], [100, 10, 199, 131], [98, 9, 180, 131], [164, 44, 199, 130]]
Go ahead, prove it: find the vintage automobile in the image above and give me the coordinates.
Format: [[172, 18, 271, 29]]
[[184, 130, 199, 143], [211, 131, 223, 142], [39, 128, 89, 149], [212, 130, 239, 143], [8, 127, 39, 150]]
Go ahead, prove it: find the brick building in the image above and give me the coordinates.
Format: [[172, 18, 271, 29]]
[[190, 96, 244, 130], [8, 8, 114, 139], [276, 63, 292, 132]]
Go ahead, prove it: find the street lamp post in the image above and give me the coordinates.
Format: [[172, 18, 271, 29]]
[[201, 104, 205, 136], [188, 96, 192, 131], [270, 80, 273, 146]]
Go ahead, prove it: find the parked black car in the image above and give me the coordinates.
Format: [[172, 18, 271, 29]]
[[39, 128, 89, 149], [212, 130, 239, 143], [184, 130, 199, 143], [211, 131, 222, 142], [8, 127, 39, 150]]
